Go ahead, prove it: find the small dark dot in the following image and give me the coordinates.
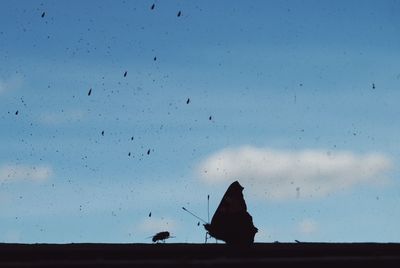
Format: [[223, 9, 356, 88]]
[[147, 149, 151, 155], [153, 56, 157, 61], [209, 116, 212, 120], [88, 88, 92, 96], [149, 212, 152, 217], [15, 110, 19, 115], [186, 98, 190, 104], [101, 130, 104, 136], [128, 152, 131, 156], [41, 12, 45, 18], [124, 71, 127, 77], [150, 4, 155, 10], [177, 11, 181, 17]]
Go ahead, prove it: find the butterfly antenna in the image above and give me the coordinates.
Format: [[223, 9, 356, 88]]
[[207, 195, 210, 223], [182, 207, 207, 224]]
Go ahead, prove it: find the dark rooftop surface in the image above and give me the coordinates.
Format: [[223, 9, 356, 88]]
[[1, 242, 399, 267]]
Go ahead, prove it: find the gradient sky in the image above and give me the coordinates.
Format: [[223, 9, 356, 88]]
[[1, 0, 400, 243]]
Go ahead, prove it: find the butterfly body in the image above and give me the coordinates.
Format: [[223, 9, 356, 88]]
[[205, 181, 257, 245]]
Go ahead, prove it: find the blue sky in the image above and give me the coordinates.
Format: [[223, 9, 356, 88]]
[[1, 0, 400, 243]]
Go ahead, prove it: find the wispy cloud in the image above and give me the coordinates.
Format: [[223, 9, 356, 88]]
[[39, 109, 86, 125], [2, 230, 21, 243], [298, 218, 318, 235], [0, 75, 23, 95], [197, 146, 392, 200], [0, 164, 53, 183]]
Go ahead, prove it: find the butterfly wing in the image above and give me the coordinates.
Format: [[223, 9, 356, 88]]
[[206, 181, 258, 245]]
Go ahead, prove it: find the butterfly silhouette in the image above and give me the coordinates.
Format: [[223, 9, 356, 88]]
[[204, 181, 258, 245]]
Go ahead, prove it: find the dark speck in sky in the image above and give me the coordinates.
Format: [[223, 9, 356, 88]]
[[124, 71, 127, 77], [372, 83, 375, 89], [197, 221, 200, 226], [209, 116, 212, 120], [186, 98, 190, 104], [101, 130, 104, 136], [153, 56, 157, 61], [41, 12, 45, 18], [177, 11, 181, 17], [131, 136, 134, 141], [147, 149, 151, 155], [128, 152, 131, 156], [15, 110, 19, 115], [150, 4, 155, 10], [149, 212, 152, 217], [88, 88, 92, 96]]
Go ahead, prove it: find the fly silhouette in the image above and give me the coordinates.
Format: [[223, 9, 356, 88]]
[[183, 181, 258, 245], [150, 231, 174, 243]]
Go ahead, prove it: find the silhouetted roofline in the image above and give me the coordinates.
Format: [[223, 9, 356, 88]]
[[1, 242, 399, 267]]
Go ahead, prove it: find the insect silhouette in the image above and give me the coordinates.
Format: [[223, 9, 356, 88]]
[[183, 181, 258, 245], [186, 98, 190, 104], [41, 12, 45, 18], [124, 71, 127, 77], [150, 231, 174, 243], [88, 88, 92, 96], [177, 11, 181, 17], [150, 3, 155, 10]]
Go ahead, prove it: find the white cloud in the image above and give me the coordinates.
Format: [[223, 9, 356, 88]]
[[0, 75, 23, 94], [39, 109, 86, 125], [298, 219, 318, 234], [0, 164, 53, 183], [136, 217, 178, 235], [197, 146, 392, 200]]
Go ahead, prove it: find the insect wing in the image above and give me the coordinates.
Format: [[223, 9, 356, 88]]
[[207, 181, 257, 245]]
